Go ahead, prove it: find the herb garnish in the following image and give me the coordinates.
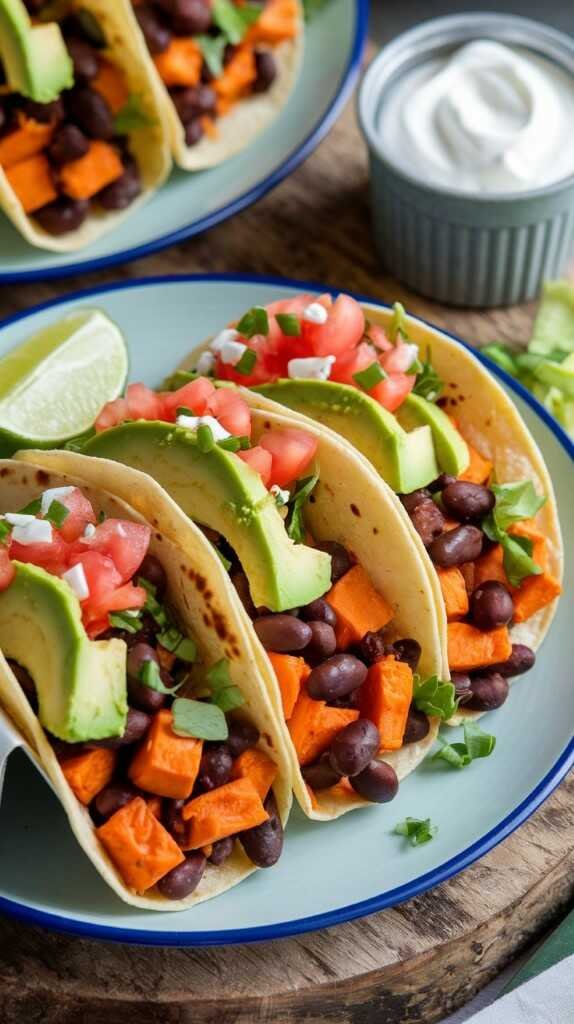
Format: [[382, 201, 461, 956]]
[[44, 500, 70, 529], [206, 659, 245, 712], [389, 301, 409, 342], [394, 817, 437, 846], [0, 520, 11, 544], [139, 659, 184, 696], [172, 698, 229, 741], [109, 610, 143, 634], [482, 481, 547, 587], [196, 34, 227, 77], [286, 473, 319, 543], [413, 675, 458, 720], [413, 351, 444, 402], [114, 95, 153, 134], [433, 721, 496, 769], [212, 0, 261, 44]]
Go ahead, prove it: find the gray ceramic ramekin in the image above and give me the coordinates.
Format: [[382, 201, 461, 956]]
[[358, 13, 574, 308]]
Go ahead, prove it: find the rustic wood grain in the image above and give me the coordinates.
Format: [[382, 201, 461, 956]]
[[0, 83, 572, 1024]]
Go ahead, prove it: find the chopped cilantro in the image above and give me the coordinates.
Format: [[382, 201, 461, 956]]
[[109, 610, 143, 634], [413, 350, 444, 402], [286, 473, 318, 543], [157, 626, 197, 663], [172, 697, 229, 740], [413, 675, 458, 720], [0, 520, 11, 544], [196, 33, 226, 77], [481, 481, 547, 586], [394, 817, 437, 846], [206, 658, 245, 712], [45, 500, 70, 529], [139, 659, 184, 695], [113, 95, 154, 134], [353, 361, 387, 391], [433, 721, 496, 769]]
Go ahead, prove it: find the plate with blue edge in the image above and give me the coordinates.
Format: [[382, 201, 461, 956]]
[[0, 273, 572, 947]]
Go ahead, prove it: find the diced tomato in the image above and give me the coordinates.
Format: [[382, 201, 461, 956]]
[[215, 337, 280, 387], [264, 294, 317, 352], [68, 550, 122, 604], [84, 581, 147, 638], [9, 530, 70, 576], [330, 342, 376, 385], [380, 341, 419, 375], [0, 547, 15, 591], [95, 397, 129, 434], [302, 294, 365, 358], [259, 428, 318, 488], [162, 377, 215, 422], [365, 322, 392, 352], [369, 373, 416, 412], [71, 519, 151, 583], [58, 488, 97, 543], [125, 383, 164, 422], [207, 388, 252, 437], [237, 446, 272, 487]]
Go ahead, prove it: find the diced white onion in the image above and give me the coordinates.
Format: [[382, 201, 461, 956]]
[[209, 328, 240, 353], [302, 302, 329, 325], [83, 523, 96, 539], [219, 340, 248, 366], [176, 414, 231, 441], [40, 486, 75, 515], [287, 356, 336, 381], [195, 350, 215, 376], [270, 484, 290, 505], [11, 519, 53, 545], [62, 563, 90, 601]]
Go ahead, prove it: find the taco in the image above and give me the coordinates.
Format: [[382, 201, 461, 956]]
[[0, 456, 292, 909], [128, 0, 303, 170], [0, 0, 170, 251], [181, 292, 563, 726], [30, 377, 448, 821]]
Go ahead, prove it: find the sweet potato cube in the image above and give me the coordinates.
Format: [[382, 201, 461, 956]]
[[154, 38, 202, 87], [96, 796, 184, 893], [92, 60, 129, 114], [459, 442, 493, 485], [214, 45, 257, 116], [181, 777, 268, 850], [146, 795, 163, 820], [128, 709, 202, 799], [60, 747, 117, 805], [437, 566, 469, 621], [230, 748, 277, 800], [288, 688, 359, 766], [448, 623, 512, 672], [326, 564, 393, 647], [512, 572, 561, 623], [60, 140, 123, 200], [267, 652, 309, 720], [5, 153, 57, 212], [473, 544, 508, 589], [359, 655, 413, 751], [247, 0, 299, 43], [0, 117, 54, 169]]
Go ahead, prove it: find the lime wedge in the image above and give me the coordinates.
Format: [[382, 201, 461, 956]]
[[0, 309, 128, 456]]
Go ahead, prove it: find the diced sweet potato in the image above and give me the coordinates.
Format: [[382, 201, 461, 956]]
[[146, 795, 163, 820], [448, 623, 512, 671], [437, 566, 469, 621], [92, 60, 129, 114], [459, 442, 493, 485], [230, 748, 277, 800], [267, 652, 309, 720], [326, 564, 393, 648], [359, 655, 413, 751], [128, 709, 203, 799], [512, 572, 561, 623], [60, 140, 123, 200], [0, 116, 54, 169], [96, 796, 184, 893], [5, 153, 57, 212], [214, 45, 257, 116], [154, 38, 202, 87], [181, 777, 268, 850], [60, 747, 117, 805], [473, 544, 507, 589], [246, 0, 299, 44], [288, 688, 359, 766]]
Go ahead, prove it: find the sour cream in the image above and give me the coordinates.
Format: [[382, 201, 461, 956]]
[[378, 40, 574, 194]]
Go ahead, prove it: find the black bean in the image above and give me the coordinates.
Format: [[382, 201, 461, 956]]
[[127, 642, 158, 679], [489, 643, 535, 678], [98, 162, 141, 210], [226, 719, 259, 758], [171, 84, 216, 123], [252, 50, 277, 93], [316, 541, 352, 582], [34, 197, 89, 235], [86, 708, 152, 749], [428, 525, 484, 567], [240, 793, 283, 867], [400, 488, 431, 514], [305, 621, 337, 661], [196, 744, 233, 792], [49, 123, 89, 165], [66, 37, 100, 81], [137, 554, 167, 598], [302, 753, 342, 790], [442, 481, 495, 523], [330, 719, 380, 777], [168, 0, 212, 33], [466, 673, 509, 712], [157, 852, 206, 899], [230, 570, 256, 618], [254, 614, 312, 652], [163, 798, 187, 844], [391, 638, 422, 672], [19, 96, 64, 124], [128, 677, 166, 714], [184, 117, 204, 147], [410, 499, 445, 547], [451, 671, 472, 704], [403, 707, 430, 744], [300, 598, 337, 627], [66, 87, 114, 139], [427, 473, 456, 493], [307, 654, 367, 701], [350, 760, 399, 803], [135, 4, 171, 54], [356, 630, 389, 666], [470, 581, 514, 630], [92, 782, 139, 821], [8, 661, 37, 709], [209, 836, 235, 865]]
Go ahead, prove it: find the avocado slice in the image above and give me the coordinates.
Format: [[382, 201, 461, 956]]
[[0, 562, 127, 742], [0, 0, 73, 103], [252, 380, 439, 493], [395, 394, 469, 477], [82, 421, 332, 612]]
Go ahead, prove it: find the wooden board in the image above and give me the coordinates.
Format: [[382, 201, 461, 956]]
[[0, 84, 572, 1024]]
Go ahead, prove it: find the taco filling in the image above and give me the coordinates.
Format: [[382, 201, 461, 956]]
[[134, 0, 299, 149], [0, 0, 160, 236], [0, 481, 284, 899]]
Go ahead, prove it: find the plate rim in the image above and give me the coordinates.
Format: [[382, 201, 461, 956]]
[[0, 271, 572, 947], [0, 2, 369, 285]]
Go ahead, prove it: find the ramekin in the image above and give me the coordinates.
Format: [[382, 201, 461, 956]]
[[358, 13, 574, 308]]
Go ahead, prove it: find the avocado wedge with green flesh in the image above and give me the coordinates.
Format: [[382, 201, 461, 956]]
[[0, 0, 73, 102], [0, 562, 127, 742], [251, 380, 443, 492], [396, 394, 469, 477], [82, 421, 332, 612]]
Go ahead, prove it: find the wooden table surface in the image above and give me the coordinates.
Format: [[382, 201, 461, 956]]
[[1, 73, 572, 1024]]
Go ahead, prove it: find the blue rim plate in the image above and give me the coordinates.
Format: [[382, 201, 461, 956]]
[[0, 2, 368, 283], [0, 274, 572, 948]]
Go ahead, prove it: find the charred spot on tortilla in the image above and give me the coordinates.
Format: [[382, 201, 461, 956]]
[[35, 470, 50, 486], [350, 504, 361, 517]]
